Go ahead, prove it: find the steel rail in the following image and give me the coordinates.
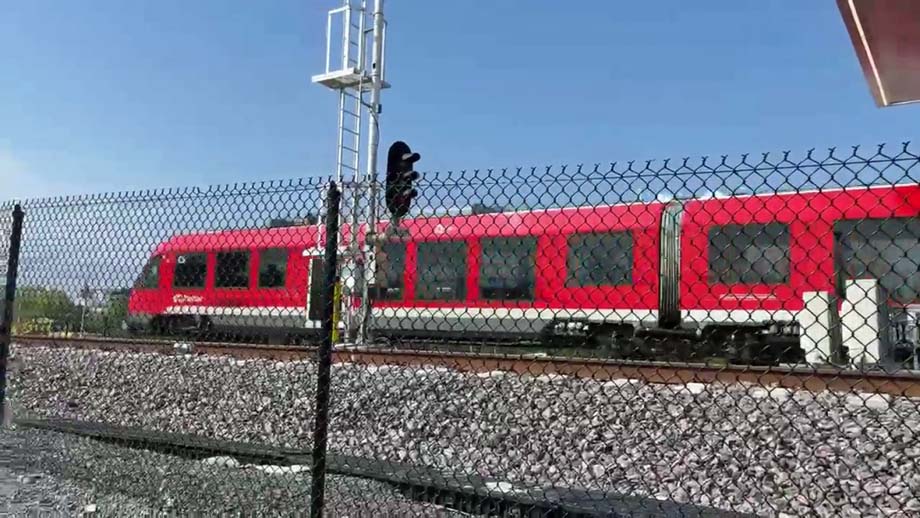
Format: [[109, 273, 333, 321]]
[[13, 334, 920, 397]]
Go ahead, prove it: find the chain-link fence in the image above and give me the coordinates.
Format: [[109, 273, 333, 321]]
[[3, 142, 920, 516], [371, 143, 920, 368]]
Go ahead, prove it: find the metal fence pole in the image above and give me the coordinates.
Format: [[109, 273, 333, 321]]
[[310, 182, 341, 518], [0, 204, 24, 427]]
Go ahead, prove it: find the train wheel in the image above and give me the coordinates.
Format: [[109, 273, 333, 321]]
[[291, 333, 314, 346], [592, 331, 614, 355], [591, 327, 633, 359], [194, 316, 212, 341], [149, 316, 169, 337]]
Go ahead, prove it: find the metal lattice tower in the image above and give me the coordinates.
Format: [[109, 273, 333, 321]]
[[313, 0, 388, 344]]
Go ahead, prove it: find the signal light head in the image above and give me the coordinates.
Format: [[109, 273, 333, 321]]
[[386, 141, 421, 220]]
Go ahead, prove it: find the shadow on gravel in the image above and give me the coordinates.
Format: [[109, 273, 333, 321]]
[[9, 418, 753, 517]]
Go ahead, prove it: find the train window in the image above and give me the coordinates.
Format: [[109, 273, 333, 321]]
[[216, 250, 250, 289], [708, 223, 790, 285], [416, 241, 467, 301], [136, 256, 161, 289], [834, 217, 920, 304], [173, 252, 207, 289], [480, 237, 536, 300], [375, 242, 406, 300], [566, 232, 633, 287], [258, 248, 288, 288]]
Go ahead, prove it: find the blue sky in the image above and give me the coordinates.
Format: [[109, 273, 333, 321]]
[[0, 0, 917, 200]]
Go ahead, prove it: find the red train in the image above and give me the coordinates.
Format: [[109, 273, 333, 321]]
[[126, 184, 920, 364]]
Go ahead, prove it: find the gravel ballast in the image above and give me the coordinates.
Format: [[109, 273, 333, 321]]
[[9, 345, 920, 517], [0, 426, 467, 516]]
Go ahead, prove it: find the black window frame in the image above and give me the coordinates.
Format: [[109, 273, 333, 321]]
[[415, 240, 468, 301], [707, 222, 790, 285], [258, 248, 288, 289], [565, 231, 634, 288], [173, 252, 208, 289], [479, 236, 537, 301], [215, 250, 251, 289], [375, 242, 407, 300]]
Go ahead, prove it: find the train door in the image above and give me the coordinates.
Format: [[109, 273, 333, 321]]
[[658, 201, 683, 329], [829, 229, 850, 363], [307, 257, 325, 322]]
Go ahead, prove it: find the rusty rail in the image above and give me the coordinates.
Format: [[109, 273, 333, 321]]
[[13, 334, 920, 397]]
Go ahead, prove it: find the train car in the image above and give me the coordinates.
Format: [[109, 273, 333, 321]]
[[126, 225, 327, 341], [126, 184, 920, 364], [682, 184, 920, 363], [369, 200, 664, 346]]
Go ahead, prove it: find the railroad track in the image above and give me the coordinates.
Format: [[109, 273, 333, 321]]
[[13, 334, 920, 397]]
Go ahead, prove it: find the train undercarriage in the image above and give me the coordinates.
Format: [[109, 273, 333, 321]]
[[136, 312, 808, 365], [539, 318, 805, 365], [134, 302, 920, 368]]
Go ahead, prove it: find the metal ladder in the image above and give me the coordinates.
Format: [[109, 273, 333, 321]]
[[333, 2, 367, 186], [335, 90, 362, 186]]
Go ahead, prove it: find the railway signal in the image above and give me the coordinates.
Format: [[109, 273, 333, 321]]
[[385, 141, 420, 220]]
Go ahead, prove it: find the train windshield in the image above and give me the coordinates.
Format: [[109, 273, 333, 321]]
[[134, 256, 161, 289], [834, 217, 920, 305]]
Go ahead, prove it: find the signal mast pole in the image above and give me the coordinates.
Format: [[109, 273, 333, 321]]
[[313, 0, 387, 346], [357, 0, 386, 345]]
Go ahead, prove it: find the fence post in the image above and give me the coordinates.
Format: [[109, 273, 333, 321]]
[[310, 182, 341, 518], [0, 204, 24, 427]]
